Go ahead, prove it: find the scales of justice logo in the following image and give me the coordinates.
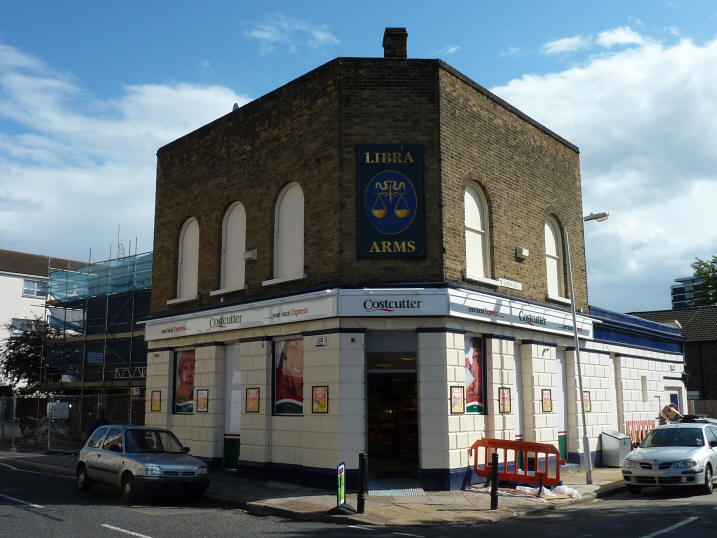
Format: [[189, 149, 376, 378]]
[[364, 170, 418, 235]]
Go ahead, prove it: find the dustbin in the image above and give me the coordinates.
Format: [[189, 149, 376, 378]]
[[601, 430, 632, 467]]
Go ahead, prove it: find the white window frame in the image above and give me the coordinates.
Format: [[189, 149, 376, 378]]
[[211, 202, 247, 296], [170, 217, 199, 304], [464, 184, 497, 285], [545, 215, 567, 301], [263, 182, 306, 286], [22, 279, 48, 298]]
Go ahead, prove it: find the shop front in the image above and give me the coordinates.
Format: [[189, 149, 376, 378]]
[[143, 287, 683, 491]]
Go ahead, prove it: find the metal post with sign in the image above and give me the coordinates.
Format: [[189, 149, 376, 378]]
[[338, 462, 345, 506], [328, 461, 356, 515]]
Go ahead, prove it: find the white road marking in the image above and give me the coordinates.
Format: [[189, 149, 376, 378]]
[[0, 461, 73, 479], [640, 516, 699, 538], [348, 525, 376, 531], [0, 492, 44, 509], [393, 533, 424, 537], [101, 523, 154, 538]]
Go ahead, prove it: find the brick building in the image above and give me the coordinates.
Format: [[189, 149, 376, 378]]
[[631, 306, 717, 401], [144, 29, 684, 490]]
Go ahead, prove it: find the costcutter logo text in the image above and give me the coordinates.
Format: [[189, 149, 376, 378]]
[[362, 299, 423, 312]]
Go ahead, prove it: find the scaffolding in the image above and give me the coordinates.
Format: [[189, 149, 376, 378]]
[[43, 252, 152, 426]]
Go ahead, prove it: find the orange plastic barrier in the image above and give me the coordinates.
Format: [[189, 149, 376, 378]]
[[625, 420, 656, 444], [469, 438, 566, 487]]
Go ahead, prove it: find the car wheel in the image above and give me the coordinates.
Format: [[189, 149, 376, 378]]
[[700, 465, 713, 495], [121, 473, 136, 504], [626, 484, 641, 494], [76, 464, 91, 492]]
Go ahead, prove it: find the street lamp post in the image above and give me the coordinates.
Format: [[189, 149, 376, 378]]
[[564, 211, 608, 485]]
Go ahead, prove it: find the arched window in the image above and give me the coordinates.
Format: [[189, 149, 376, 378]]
[[177, 217, 199, 300], [464, 185, 491, 280], [545, 216, 566, 299], [220, 202, 246, 290], [273, 182, 304, 281]]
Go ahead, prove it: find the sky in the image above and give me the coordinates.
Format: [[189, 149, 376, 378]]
[[1, 1, 716, 314]]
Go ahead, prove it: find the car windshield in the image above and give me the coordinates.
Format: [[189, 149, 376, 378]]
[[125, 429, 185, 454], [641, 427, 704, 448]]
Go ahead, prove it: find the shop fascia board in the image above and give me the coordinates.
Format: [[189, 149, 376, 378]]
[[143, 287, 594, 343]]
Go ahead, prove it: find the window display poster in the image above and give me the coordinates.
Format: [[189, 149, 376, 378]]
[[246, 387, 259, 413], [196, 389, 208, 412], [542, 389, 552, 413], [151, 390, 161, 412], [499, 387, 511, 414], [312, 386, 328, 413], [451, 386, 465, 414], [274, 339, 304, 414], [174, 349, 195, 413], [464, 337, 485, 413]]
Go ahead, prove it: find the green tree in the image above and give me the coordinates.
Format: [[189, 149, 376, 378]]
[[691, 255, 717, 306], [0, 319, 59, 391]]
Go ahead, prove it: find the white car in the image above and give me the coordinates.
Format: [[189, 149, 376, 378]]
[[621, 420, 717, 494]]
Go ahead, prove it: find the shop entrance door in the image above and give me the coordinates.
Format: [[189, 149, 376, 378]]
[[366, 352, 418, 483]]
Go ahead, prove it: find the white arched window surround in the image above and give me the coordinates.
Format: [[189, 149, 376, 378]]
[[169, 217, 199, 304], [545, 215, 569, 302], [464, 183, 498, 285], [211, 201, 247, 296], [262, 182, 306, 286]]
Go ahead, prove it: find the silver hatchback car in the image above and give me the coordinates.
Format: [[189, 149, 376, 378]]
[[621, 421, 717, 494], [76, 425, 210, 502]]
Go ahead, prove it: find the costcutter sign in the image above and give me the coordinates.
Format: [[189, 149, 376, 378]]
[[448, 289, 593, 339], [145, 292, 338, 341], [338, 289, 448, 317]]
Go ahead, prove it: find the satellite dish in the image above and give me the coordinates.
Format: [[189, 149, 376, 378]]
[[232, 103, 239, 111]]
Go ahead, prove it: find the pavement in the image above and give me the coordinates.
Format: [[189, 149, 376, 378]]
[[0, 449, 626, 527]]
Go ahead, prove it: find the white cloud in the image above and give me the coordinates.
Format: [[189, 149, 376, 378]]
[[499, 47, 522, 58], [0, 43, 251, 262], [493, 36, 717, 312], [245, 14, 339, 55], [597, 26, 645, 48], [541, 35, 592, 55], [436, 45, 460, 56]]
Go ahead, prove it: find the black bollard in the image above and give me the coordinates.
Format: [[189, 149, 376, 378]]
[[357, 452, 367, 513], [490, 452, 499, 510]]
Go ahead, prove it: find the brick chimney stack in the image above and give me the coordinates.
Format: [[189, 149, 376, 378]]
[[382, 27, 407, 59]]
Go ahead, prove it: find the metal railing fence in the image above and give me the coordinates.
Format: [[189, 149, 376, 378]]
[[0, 391, 145, 453]]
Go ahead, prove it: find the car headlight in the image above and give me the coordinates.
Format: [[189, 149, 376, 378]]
[[197, 465, 209, 475], [145, 464, 162, 476], [622, 458, 638, 468], [673, 459, 697, 468]]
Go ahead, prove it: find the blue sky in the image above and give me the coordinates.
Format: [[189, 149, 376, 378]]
[[1, 1, 717, 313]]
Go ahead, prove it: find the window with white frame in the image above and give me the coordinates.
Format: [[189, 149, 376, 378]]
[[273, 182, 304, 281], [464, 185, 491, 280], [176, 217, 199, 300], [544, 216, 566, 298], [220, 202, 246, 291], [23, 279, 48, 298]]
